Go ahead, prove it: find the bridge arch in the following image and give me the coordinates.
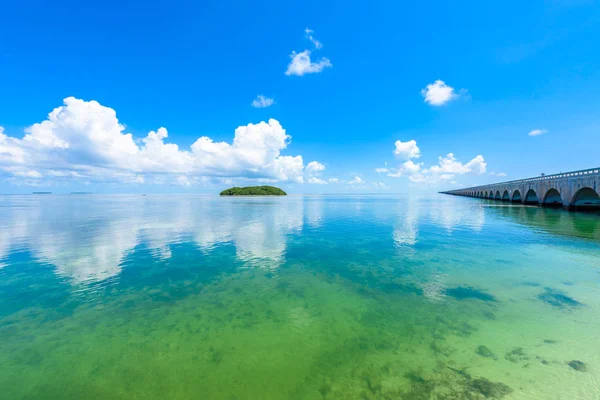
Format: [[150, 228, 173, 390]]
[[495, 190, 501, 200], [488, 191, 494, 199], [570, 187, 600, 208], [484, 191, 488, 198], [542, 188, 563, 207], [502, 190, 510, 201], [524, 189, 539, 205], [512, 190, 522, 203]]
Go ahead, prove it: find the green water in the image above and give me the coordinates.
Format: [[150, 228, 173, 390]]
[[1, 195, 599, 399]]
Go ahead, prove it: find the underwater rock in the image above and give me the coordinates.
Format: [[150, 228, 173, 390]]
[[318, 378, 332, 397], [538, 288, 582, 308], [568, 360, 587, 372], [482, 310, 496, 320], [476, 345, 498, 360], [468, 377, 512, 398], [365, 376, 381, 394], [404, 371, 427, 384], [543, 339, 558, 344], [445, 286, 498, 302], [504, 347, 528, 363], [447, 366, 471, 380], [521, 281, 541, 287]]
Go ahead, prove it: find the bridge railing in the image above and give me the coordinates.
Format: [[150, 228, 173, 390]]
[[445, 167, 600, 193]]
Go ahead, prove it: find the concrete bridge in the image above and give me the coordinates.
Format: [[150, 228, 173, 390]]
[[442, 167, 600, 209]]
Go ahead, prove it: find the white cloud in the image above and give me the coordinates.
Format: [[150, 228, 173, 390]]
[[428, 153, 487, 175], [403, 160, 422, 174], [285, 29, 331, 76], [409, 174, 427, 183], [490, 172, 507, 177], [306, 161, 325, 174], [388, 160, 422, 177], [328, 177, 339, 183], [384, 138, 487, 184], [372, 182, 389, 189], [528, 129, 547, 136], [308, 176, 327, 184], [304, 28, 323, 49], [13, 170, 44, 178], [285, 50, 332, 76], [349, 176, 364, 184], [251, 95, 275, 108], [0, 97, 321, 186], [305, 160, 327, 183], [421, 80, 459, 106], [394, 140, 421, 160]]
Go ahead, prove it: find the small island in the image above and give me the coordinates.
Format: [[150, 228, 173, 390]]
[[220, 186, 287, 196]]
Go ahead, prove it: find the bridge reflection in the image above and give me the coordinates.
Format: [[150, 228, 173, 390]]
[[483, 202, 600, 241]]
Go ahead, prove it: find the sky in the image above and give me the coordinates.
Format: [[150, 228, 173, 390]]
[[0, 0, 599, 194]]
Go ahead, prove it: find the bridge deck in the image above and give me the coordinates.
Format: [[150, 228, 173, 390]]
[[442, 168, 600, 209]]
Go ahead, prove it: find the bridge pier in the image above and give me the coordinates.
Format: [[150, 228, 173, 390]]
[[442, 168, 600, 211]]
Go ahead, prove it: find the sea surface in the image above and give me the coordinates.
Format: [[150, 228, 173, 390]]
[[1, 194, 599, 400]]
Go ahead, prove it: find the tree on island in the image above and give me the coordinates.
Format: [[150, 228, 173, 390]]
[[220, 186, 287, 196]]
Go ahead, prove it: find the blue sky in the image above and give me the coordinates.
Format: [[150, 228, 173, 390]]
[[1, 0, 599, 193]]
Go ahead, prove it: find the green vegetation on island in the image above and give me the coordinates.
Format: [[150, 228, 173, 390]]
[[220, 186, 287, 196]]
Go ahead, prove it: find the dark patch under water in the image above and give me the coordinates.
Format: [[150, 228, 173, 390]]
[[568, 360, 587, 372], [476, 345, 498, 360], [538, 288, 582, 308], [521, 281, 542, 287], [505, 347, 528, 363], [468, 377, 513, 398], [445, 286, 498, 302]]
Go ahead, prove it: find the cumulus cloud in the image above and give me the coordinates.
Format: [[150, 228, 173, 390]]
[[408, 174, 427, 183], [305, 160, 327, 184], [394, 140, 421, 160], [428, 153, 487, 176], [285, 29, 331, 76], [528, 129, 547, 136], [421, 80, 460, 106], [251, 95, 275, 108], [388, 160, 422, 177], [349, 176, 364, 184], [328, 177, 339, 183], [382, 139, 487, 184], [306, 161, 325, 174], [383, 139, 423, 177], [490, 172, 507, 177], [285, 50, 332, 76], [0, 97, 320, 186], [308, 177, 327, 184]]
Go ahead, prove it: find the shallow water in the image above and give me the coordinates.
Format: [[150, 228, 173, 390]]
[[1, 194, 599, 399]]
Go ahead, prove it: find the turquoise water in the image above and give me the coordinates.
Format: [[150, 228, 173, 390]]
[[1, 194, 599, 399]]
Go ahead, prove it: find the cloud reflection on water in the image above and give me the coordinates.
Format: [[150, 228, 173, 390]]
[[0, 194, 595, 285], [0, 196, 308, 282]]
